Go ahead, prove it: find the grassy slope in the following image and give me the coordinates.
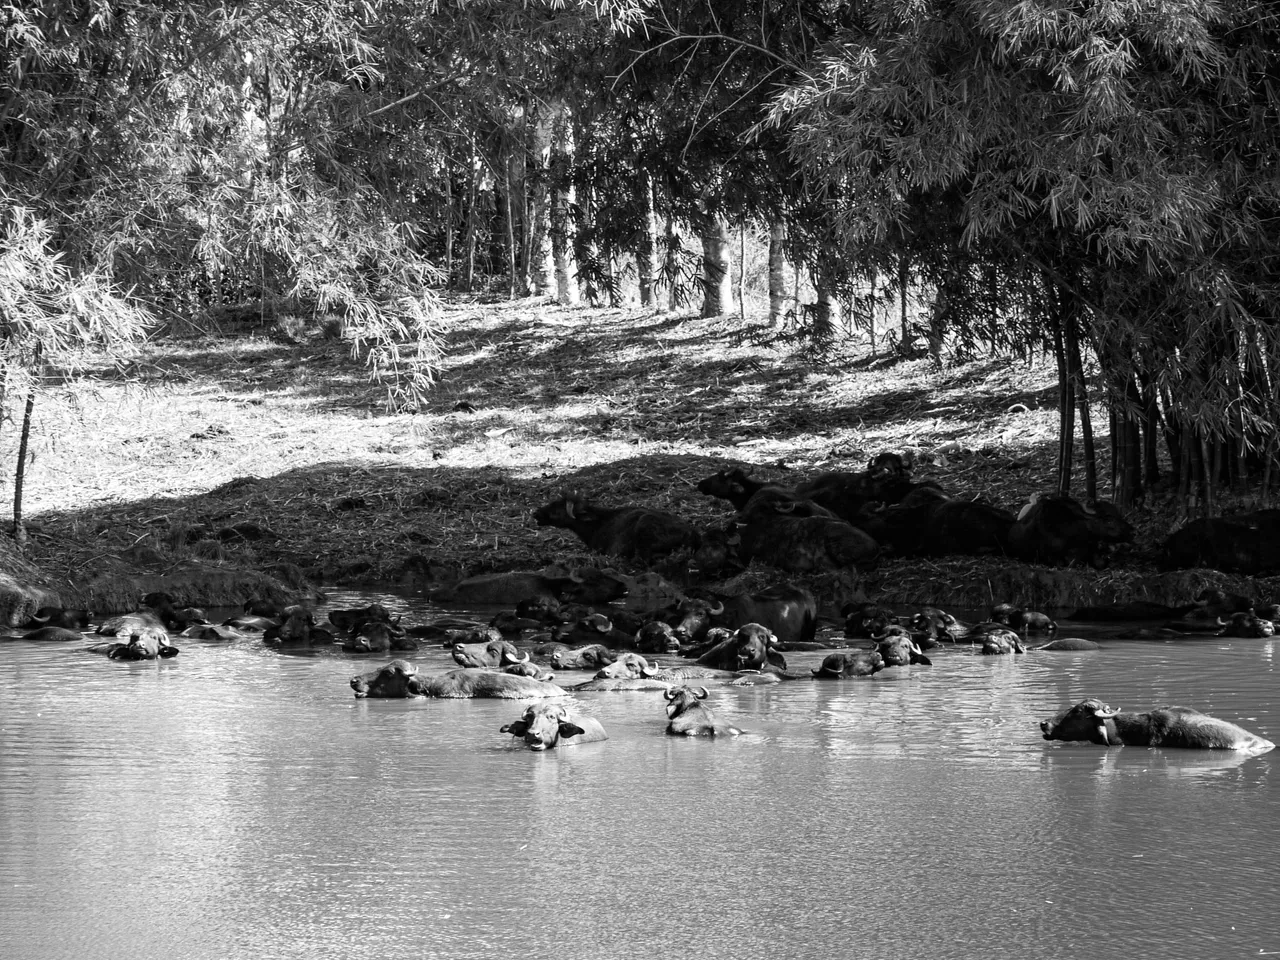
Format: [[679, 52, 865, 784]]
[[9, 295, 1277, 613]]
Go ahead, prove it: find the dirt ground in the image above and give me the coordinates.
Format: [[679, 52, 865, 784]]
[[7, 295, 1277, 614]]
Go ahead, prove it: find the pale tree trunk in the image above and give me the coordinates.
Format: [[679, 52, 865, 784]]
[[528, 102, 555, 296], [768, 222, 787, 327], [666, 217, 680, 312], [737, 223, 746, 321], [579, 182, 601, 306], [700, 215, 732, 318], [549, 98, 579, 306], [813, 280, 837, 340], [636, 172, 657, 308]]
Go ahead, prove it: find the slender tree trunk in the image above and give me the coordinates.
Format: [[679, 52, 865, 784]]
[[462, 140, 479, 292], [1065, 316, 1096, 499], [737, 223, 746, 322], [636, 172, 657, 308], [12, 343, 40, 550], [666, 217, 680, 312], [699, 215, 732, 318], [503, 151, 518, 299], [528, 102, 555, 296], [812, 276, 837, 340], [1052, 306, 1074, 495], [767, 222, 787, 327], [867, 270, 878, 357], [548, 98, 579, 306], [443, 153, 455, 288], [898, 256, 910, 345]]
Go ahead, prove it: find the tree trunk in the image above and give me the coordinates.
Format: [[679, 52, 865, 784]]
[[767, 222, 787, 327], [549, 98, 579, 306], [12, 344, 40, 551], [503, 151, 518, 299], [699, 215, 732, 318], [443, 152, 455, 289], [737, 222, 746, 322], [1065, 315, 1096, 499], [1052, 307, 1074, 495], [636, 172, 657, 308], [812, 277, 837, 340], [528, 102, 555, 296], [462, 140, 479, 292], [666, 217, 680, 312], [899, 256, 910, 345]]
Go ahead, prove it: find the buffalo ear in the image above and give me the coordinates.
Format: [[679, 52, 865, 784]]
[[501, 721, 529, 736], [558, 721, 586, 740]]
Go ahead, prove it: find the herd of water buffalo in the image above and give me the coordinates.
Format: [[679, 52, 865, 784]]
[[518, 452, 1278, 576], [8, 450, 1276, 756]]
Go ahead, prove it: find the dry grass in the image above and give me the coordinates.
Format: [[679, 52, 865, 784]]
[[8, 295, 1279, 611]]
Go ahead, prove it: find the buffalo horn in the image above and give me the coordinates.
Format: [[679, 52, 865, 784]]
[[1092, 704, 1121, 719], [708, 600, 725, 616], [663, 688, 676, 701], [695, 686, 709, 700]]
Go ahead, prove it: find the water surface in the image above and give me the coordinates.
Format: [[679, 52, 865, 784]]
[[1, 593, 1276, 959]]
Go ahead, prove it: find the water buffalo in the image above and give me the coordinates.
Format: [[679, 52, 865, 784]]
[[696, 623, 782, 672], [503, 661, 556, 681], [663, 686, 742, 736], [547, 643, 616, 670], [343, 621, 418, 653], [27, 607, 93, 630], [88, 631, 180, 660], [1215, 612, 1275, 638], [635, 621, 683, 654], [21, 626, 86, 642], [667, 597, 725, 643], [263, 608, 332, 647], [697, 467, 804, 512], [1033, 637, 1100, 651], [451, 638, 525, 669], [811, 650, 885, 678], [351, 663, 569, 699], [593, 651, 662, 681], [1040, 698, 1275, 752], [182, 624, 245, 643], [876, 634, 932, 666], [328, 602, 397, 633], [500, 703, 608, 750], [533, 494, 700, 563], [96, 610, 168, 640], [243, 598, 287, 618], [435, 568, 629, 606], [736, 499, 880, 572], [980, 629, 1026, 655], [1007, 493, 1135, 567], [1156, 509, 1280, 574], [552, 613, 634, 648], [989, 605, 1058, 635], [715, 584, 818, 646], [858, 495, 1014, 558], [843, 602, 898, 639]]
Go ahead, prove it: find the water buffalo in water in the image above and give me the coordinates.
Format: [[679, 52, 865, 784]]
[[264, 608, 334, 647], [696, 623, 782, 672], [989, 605, 1057, 635], [1215, 611, 1275, 638], [663, 685, 742, 736], [503, 661, 556, 681], [343, 621, 418, 653], [1156, 509, 1280, 574], [500, 703, 608, 750], [434, 568, 629, 606], [1040, 698, 1275, 752], [21, 626, 87, 642], [592, 651, 663, 681], [876, 634, 932, 667], [1032, 637, 1100, 651], [715, 584, 818, 646], [547, 643, 616, 670], [979, 629, 1026, 655], [451, 638, 526, 669], [812, 650, 885, 678], [328, 602, 397, 633], [27, 607, 93, 630], [635, 621, 683, 654], [1007, 493, 1134, 567], [351, 663, 568, 699], [87, 628, 180, 660], [533, 494, 700, 563]]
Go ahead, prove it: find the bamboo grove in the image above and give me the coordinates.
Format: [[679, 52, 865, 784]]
[[3, 0, 1279, 516]]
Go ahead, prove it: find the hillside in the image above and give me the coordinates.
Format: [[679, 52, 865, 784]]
[[7, 296, 1275, 614]]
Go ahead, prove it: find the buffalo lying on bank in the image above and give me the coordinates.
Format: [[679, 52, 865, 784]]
[[351, 662, 569, 699], [735, 498, 880, 572], [1006, 493, 1134, 567], [664, 685, 742, 736], [1156, 509, 1280, 575], [433, 568, 628, 606], [501, 703, 608, 750], [1040, 698, 1275, 752], [534, 494, 700, 563]]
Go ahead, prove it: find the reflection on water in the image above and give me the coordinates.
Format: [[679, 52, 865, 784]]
[[1, 591, 1278, 959]]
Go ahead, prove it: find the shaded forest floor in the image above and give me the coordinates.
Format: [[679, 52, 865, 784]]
[[10, 295, 1279, 614]]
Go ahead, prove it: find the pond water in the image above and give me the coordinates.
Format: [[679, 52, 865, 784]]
[[1, 591, 1277, 960]]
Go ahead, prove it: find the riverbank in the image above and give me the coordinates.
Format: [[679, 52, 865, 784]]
[[6, 295, 1278, 616]]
